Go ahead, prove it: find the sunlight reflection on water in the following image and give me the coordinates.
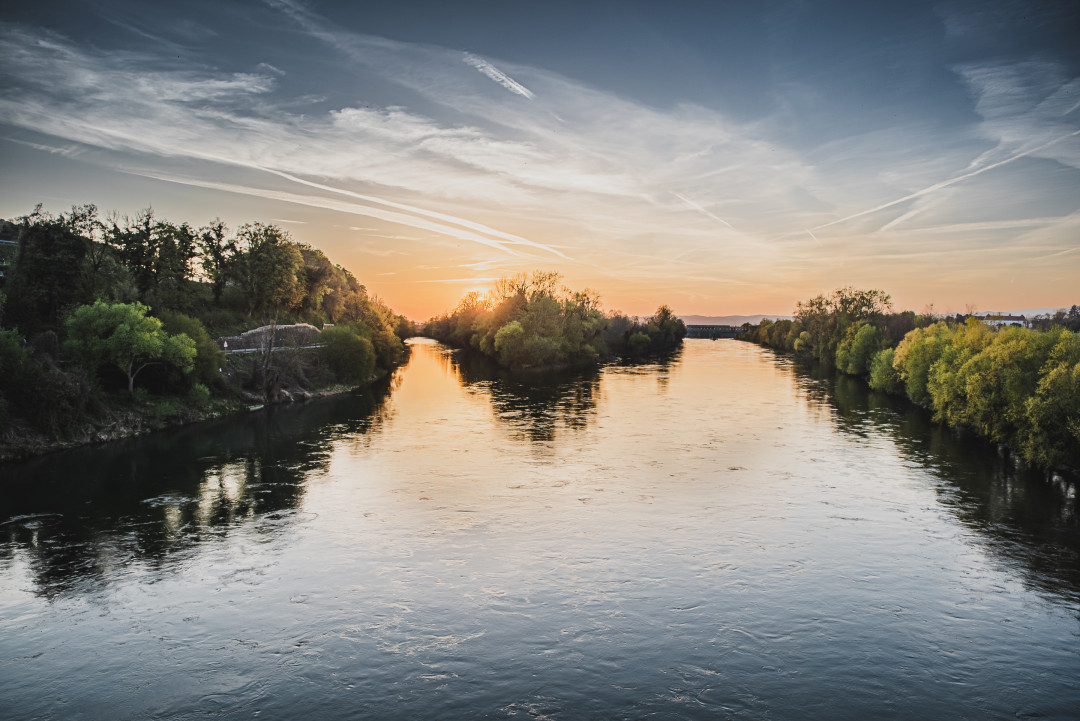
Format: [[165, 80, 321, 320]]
[[1, 338, 1078, 719]]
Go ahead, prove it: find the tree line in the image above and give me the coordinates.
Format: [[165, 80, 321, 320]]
[[0, 204, 411, 445], [424, 271, 686, 370], [741, 288, 1080, 472]]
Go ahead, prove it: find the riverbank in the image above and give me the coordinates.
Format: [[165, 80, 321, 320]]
[[5, 338, 1077, 720], [0, 348, 393, 463], [736, 333, 1079, 478]]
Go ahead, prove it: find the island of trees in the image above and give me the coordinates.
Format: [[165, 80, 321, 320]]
[[741, 287, 1080, 472], [0, 204, 412, 459], [424, 270, 686, 370]]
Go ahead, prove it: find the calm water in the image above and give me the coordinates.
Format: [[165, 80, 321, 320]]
[[2, 339, 1078, 720]]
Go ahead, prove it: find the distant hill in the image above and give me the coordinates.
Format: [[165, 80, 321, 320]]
[[680, 314, 792, 326], [975, 307, 1075, 318], [679, 307, 1076, 327]]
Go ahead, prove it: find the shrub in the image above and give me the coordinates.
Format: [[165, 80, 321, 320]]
[[320, 326, 375, 385], [868, 347, 900, 394]]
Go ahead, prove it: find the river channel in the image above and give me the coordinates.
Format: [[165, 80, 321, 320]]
[[2, 338, 1078, 719]]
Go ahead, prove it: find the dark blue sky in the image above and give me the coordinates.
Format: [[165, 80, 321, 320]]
[[1, 0, 1077, 316]]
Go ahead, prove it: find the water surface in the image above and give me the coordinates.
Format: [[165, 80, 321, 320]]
[[2, 339, 1078, 719]]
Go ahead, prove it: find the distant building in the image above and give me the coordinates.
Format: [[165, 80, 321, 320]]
[[982, 314, 1027, 328]]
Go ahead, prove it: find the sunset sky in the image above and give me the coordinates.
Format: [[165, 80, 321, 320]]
[[1, 0, 1078, 320]]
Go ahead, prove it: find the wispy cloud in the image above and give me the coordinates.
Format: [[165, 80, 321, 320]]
[[128, 171, 554, 257], [1, 3, 1077, 313], [257, 168, 567, 258], [809, 129, 1080, 233], [5, 137, 82, 156]]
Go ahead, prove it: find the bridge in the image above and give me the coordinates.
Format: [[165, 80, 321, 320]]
[[685, 324, 740, 339]]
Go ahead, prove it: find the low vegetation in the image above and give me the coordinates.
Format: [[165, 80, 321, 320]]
[[0, 204, 413, 459], [741, 288, 1080, 472], [424, 271, 685, 370]]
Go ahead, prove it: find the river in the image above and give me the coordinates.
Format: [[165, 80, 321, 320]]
[[2, 338, 1078, 719]]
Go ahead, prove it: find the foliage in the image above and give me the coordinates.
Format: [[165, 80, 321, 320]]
[[741, 288, 1080, 471], [197, 219, 235, 303], [794, 287, 891, 365], [0, 202, 412, 455], [155, 308, 225, 387], [424, 271, 684, 370], [0, 328, 91, 436], [64, 301, 196, 395], [320, 325, 376, 385], [230, 223, 305, 317], [867, 347, 900, 395], [1, 202, 409, 365], [1023, 331, 1080, 469], [3, 209, 90, 335], [893, 322, 955, 406], [835, 322, 882, 376]]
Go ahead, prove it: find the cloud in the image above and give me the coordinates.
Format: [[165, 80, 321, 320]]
[[1, 7, 1077, 311], [258, 168, 568, 258], [127, 171, 554, 257], [0, 19, 810, 252], [413, 277, 499, 284], [463, 53, 535, 99], [809, 128, 1080, 233], [958, 61, 1080, 169]]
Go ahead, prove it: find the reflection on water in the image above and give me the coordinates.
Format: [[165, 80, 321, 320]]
[[447, 348, 604, 443], [785, 355, 1080, 605], [1, 339, 1078, 720], [0, 379, 394, 597], [441, 345, 684, 444]]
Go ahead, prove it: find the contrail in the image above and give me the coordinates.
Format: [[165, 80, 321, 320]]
[[671, 191, 734, 229], [813, 128, 1080, 232], [261, 168, 566, 258], [112, 136, 570, 259], [463, 53, 535, 99], [128, 172, 529, 256]]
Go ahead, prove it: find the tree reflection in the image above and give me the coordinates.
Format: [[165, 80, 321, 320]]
[[790, 359, 1080, 605], [0, 381, 393, 597], [446, 347, 603, 444]]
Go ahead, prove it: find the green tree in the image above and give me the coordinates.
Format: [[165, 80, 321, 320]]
[[4, 210, 89, 334], [627, 331, 650, 355], [944, 325, 1057, 445], [0, 328, 91, 435], [892, 322, 953, 407], [320, 325, 376, 385], [1023, 331, 1080, 469], [64, 301, 196, 395], [198, 220, 235, 303], [494, 320, 526, 367], [868, 347, 900, 394], [647, 305, 686, 351], [835, 323, 881, 376], [149, 220, 197, 309], [155, 308, 224, 387], [108, 209, 157, 297], [230, 223, 305, 317]]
